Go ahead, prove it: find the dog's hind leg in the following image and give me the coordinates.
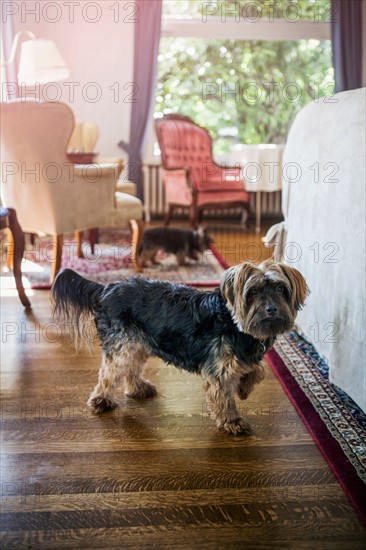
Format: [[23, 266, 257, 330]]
[[87, 349, 126, 414], [123, 344, 157, 399], [176, 251, 187, 266], [87, 342, 156, 413]]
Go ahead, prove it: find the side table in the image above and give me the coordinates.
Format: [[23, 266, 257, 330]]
[[228, 144, 285, 233]]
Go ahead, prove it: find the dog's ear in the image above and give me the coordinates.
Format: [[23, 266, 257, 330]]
[[220, 262, 259, 308], [220, 266, 237, 307], [276, 264, 310, 310], [203, 228, 214, 246]]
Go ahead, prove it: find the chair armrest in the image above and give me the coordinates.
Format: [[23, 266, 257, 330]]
[[70, 163, 117, 229], [213, 161, 242, 174], [163, 167, 188, 176], [73, 162, 120, 180], [95, 157, 124, 177], [163, 168, 192, 206]]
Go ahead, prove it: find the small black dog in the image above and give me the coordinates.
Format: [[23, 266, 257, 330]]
[[139, 226, 213, 267], [52, 260, 308, 435]]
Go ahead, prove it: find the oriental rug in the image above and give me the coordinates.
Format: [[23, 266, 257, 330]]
[[0, 229, 229, 290], [266, 332, 366, 525]]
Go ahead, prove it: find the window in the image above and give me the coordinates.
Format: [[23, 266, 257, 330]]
[[154, 0, 334, 155]]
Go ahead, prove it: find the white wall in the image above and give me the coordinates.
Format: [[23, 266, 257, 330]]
[[363, 0, 366, 87], [8, 0, 135, 159]]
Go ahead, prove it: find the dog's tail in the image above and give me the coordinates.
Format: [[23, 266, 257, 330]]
[[51, 268, 104, 346]]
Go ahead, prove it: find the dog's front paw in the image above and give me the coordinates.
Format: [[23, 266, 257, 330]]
[[87, 396, 116, 414], [218, 417, 253, 436]]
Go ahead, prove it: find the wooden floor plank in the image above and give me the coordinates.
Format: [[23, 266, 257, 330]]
[[0, 485, 347, 514], [1, 524, 365, 550], [1, 221, 365, 548]]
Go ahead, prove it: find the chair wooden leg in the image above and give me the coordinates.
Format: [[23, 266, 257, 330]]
[[6, 229, 14, 270], [7, 209, 31, 309], [197, 208, 204, 225], [74, 231, 84, 258], [89, 229, 99, 254], [50, 235, 63, 284], [164, 205, 174, 226], [189, 205, 198, 228], [242, 202, 251, 229], [129, 219, 144, 273]]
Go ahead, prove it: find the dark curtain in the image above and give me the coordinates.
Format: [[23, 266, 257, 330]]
[[118, 0, 162, 198], [331, 0, 363, 92]]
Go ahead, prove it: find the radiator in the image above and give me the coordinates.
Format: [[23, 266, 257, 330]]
[[142, 163, 282, 222]]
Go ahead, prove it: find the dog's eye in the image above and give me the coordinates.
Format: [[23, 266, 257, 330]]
[[276, 285, 285, 293], [251, 288, 259, 296]]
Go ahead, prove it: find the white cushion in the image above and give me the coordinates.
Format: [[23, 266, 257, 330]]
[[116, 179, 136, 196], [109, 192, 143, 225]]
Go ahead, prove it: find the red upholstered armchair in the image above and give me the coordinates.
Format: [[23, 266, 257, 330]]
[[155, 114, 250, 226]]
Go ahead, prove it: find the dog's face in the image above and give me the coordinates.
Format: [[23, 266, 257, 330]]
[[220, 260, 309, 339], [193, 226, 214, 256]]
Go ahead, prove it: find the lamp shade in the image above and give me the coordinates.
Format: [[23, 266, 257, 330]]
[[18, 39, 69, 85]]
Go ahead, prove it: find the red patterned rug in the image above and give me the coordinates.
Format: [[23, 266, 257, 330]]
[[266, 332, 366, 526], [1, 229, 229, 290]]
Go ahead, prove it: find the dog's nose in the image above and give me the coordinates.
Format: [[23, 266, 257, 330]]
[[265, 305, 277, 316]]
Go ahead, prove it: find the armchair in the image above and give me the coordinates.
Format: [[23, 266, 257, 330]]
[[155, 114, 250, 226], [1, 100, 144, 282]]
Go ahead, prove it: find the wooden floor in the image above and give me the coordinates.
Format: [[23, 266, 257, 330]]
[[1, 219, 365, 549]]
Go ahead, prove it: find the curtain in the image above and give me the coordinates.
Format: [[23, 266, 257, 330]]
[[331, 0, 363, 92], [118, 0, 162, 198]]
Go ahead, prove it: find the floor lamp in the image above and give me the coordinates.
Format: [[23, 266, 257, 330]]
[[1, 30, 69, 99]]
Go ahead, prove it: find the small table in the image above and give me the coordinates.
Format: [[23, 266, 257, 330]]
[[229, 144, 285, 232], [0, 207, 31, 308], [67, 151, 98, 164]]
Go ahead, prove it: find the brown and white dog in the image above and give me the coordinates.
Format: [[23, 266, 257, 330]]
[[138, 226, 213, 266], [52, 260, 309, 435]]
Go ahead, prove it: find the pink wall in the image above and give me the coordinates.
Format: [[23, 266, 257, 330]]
[[7, 0, 135, 159]]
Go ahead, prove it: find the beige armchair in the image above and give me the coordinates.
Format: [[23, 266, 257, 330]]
[[1, 100, 144, 282]]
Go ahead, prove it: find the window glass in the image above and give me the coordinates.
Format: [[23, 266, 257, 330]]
[[155, 36, 334, 154]]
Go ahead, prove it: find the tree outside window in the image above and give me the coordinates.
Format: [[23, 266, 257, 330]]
[[155, 0, 334, 155]]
